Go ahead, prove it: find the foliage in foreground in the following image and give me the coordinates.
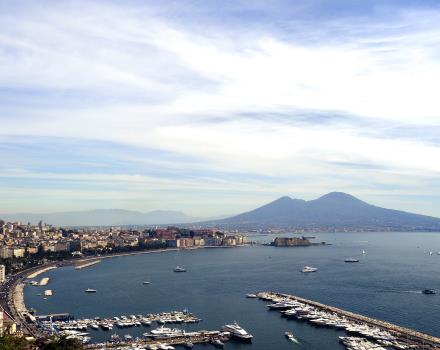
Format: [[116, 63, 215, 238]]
[[0, 334, 84, 350], [38, 336, 84, 350], [0, 334, 29, 350]]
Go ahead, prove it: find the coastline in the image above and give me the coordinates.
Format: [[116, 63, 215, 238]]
[[11, 244, 248, 334]]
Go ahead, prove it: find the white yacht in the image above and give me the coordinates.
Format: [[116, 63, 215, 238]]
[[246, 293, 257, 298], [302, 266, 318, 273], [221, 322, 253, 341], [174, 266, 186, 273], [148, 326, 186, 339]]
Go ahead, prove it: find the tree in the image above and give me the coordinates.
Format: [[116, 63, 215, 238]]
[[0, 334, 29, 350], [39, 336, 84, 350]]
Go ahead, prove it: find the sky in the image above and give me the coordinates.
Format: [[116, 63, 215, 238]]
[[1, 0, 440, 217]]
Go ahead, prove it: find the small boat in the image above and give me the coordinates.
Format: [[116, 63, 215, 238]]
[[422, 289, 436, 295], [124, 334, 133, 340], [143, 281, 151, 284], [210, 338, 224, 347], [362, 250, 366, 254], [302, 266, 318, 273], [184, 342, 194, 349], [285, 331, 300, 344], [246, 293, 257, 298], [174, 266, 186, 272], [85, 288, 97, 293], [344, 258, 359, 263]]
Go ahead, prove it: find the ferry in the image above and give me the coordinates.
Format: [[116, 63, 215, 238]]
[[221, 322, 253, 341], [302, 266, 318, 273], [85, 288, 97, 293], [174, 266, 186, 272]]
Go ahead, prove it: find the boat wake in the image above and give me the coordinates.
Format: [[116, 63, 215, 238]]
[[377, 289, 422, 294]]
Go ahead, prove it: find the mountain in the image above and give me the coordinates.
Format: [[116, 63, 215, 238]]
[[1, 209, 198, 227], [211, 192, 440, 230]]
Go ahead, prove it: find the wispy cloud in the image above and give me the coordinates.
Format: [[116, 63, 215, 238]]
[[1, 0, 440, 216]]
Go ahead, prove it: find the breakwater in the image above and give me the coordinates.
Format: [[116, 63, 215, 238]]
[[258, 291, 440, 349], [75, 260, 101, 269]]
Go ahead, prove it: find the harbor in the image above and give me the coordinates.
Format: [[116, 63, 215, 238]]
[[256, 291, 440, 350]]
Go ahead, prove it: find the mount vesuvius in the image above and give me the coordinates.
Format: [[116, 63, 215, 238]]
[[209, 192, 440, 231]]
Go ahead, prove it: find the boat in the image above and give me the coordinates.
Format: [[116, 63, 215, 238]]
[[221, 322, 253, 341], [210, 338, 225, 347], [285, 331, 300, 344], [174, 266, 186, 272], [124, 334, 132, 340], [422, 289, 436, 295], [184, 342, 194, 349], [143, 281, 151, 284], [267, 302, 297, 310], [85, 288, 97, 293], [362, 250, 366, 254], [148, 326, 186, 339], [344, 258, 359, 263], [246, 293, 257, 298], [110, 333, 120, 342], [301, 266, 318, 273]]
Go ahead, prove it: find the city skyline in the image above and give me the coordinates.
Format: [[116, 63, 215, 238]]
[[2, 0, 440, 217]]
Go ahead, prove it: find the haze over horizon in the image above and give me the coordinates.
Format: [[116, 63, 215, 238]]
[[2, 0, 440, 217]]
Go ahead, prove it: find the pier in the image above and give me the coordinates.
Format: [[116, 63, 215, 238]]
[[257, 291, 440, 349], [84, 331, 230, 349]]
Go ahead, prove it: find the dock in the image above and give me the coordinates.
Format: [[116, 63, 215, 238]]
[[38, 277, 50, 286], [85, 331, 230, 349], [257, 291, 440, 349], [75, 260, 101, 270]]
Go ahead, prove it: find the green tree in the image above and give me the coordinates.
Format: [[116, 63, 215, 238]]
[[0, 334, 29, 350], [39, 336, 84, 350]]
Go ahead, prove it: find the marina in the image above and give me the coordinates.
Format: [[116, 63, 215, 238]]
[[256, 291, 440, 349], [34, 310, 250, 349]]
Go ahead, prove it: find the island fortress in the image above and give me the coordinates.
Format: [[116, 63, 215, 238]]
[[271, 236, 312, 247]]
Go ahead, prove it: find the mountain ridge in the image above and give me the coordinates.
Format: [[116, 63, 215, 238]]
[[0, 209, 198, 227], [208, 192, 440, 230]]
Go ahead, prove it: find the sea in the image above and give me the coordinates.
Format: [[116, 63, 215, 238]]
[[24, 232, 440, 349]]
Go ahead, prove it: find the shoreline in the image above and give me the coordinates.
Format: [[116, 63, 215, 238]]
[[11, 245, 248, 335]]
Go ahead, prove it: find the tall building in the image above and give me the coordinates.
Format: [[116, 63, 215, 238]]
[[0, 265, 5, 283]]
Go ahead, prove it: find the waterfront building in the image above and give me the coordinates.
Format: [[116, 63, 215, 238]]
[[0, 264, 5, 283], [0, 246, 13, 259]]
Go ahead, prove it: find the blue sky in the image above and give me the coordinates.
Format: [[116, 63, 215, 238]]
[[1, 0, 440, 217]]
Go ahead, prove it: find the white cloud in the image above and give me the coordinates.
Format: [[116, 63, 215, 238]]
[[1, 1, 440, 215]]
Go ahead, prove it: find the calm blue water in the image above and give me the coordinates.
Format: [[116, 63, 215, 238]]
[[25, 232, 440, 349]]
